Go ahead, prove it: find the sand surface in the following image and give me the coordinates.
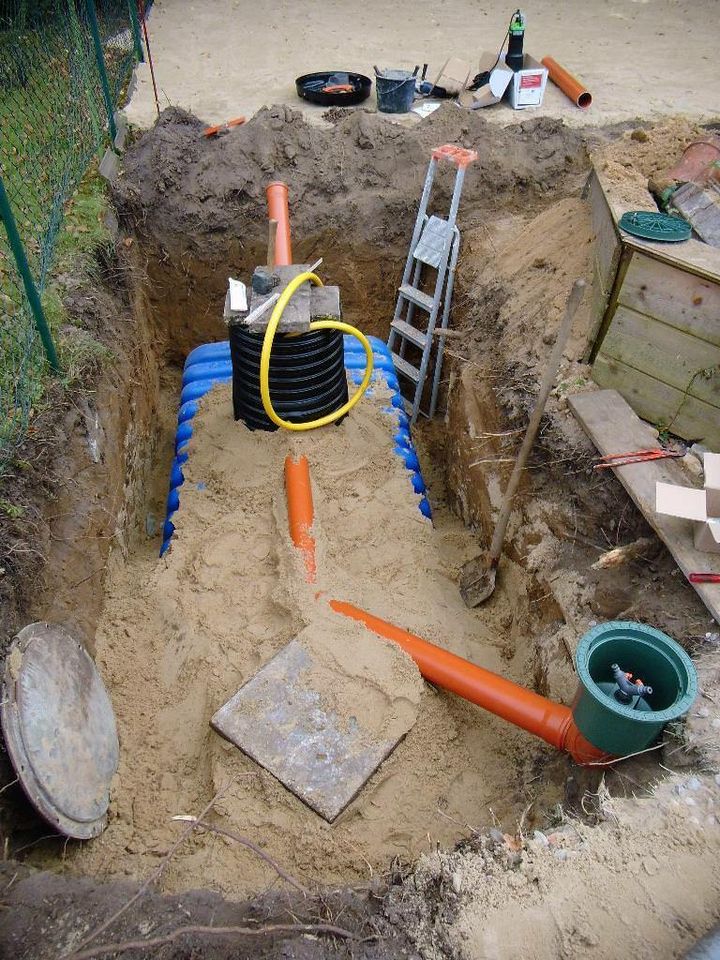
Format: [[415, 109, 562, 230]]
[[63, 380, 557, 897], [127, 0, 720, 130]]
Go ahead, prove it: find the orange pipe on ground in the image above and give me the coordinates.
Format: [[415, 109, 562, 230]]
[[541, 57, 592, 109], [329, 599, 609, 765], [285, 455, 316, 582], [266, 181, 292, 266]]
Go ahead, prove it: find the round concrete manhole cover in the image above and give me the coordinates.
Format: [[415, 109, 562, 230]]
[[1, 623, 119, 839]]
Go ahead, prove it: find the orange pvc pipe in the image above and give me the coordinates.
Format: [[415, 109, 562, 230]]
[[285, 455, 316, 583], [329, 600, 609, 765], [266, 181, 292, 266], [541, 57, 592, 109]]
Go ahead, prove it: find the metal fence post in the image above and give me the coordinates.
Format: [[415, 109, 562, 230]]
[[0, 175, 60, 373], [84, 0, 118, 144], [127, 0, 144, 62]]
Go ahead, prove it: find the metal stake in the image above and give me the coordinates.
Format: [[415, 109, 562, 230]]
[[0, 175, 60, 372], [84, 0, 118, 144]]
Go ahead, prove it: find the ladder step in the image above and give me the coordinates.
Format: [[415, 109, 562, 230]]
[[390, 319, 427, 349], [399, 284, 435, 313], [391, 352, 421, 383]]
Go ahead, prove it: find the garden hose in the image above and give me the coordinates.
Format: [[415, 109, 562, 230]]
[[259, 271, 374, 431]]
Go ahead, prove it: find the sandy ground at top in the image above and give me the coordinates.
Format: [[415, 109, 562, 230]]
[[126, 0, 719, 130]]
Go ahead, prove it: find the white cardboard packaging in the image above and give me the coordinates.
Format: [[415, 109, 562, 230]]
[[505, 53, 548, 110], [655, 452, 720, 554], [458, 51, 513, 109]]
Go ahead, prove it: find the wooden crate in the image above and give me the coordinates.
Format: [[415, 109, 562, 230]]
[[586, 167, 720, 449]]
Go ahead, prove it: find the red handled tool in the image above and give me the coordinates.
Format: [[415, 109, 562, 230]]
[[688, 573, 720, 584], [594, 448, 684, 470], [203, 116, 246, 138]]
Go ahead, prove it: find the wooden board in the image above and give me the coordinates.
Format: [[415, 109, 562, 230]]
[[599, 304, 720, 408], [584, 170, 622, 359], [592, 354, 720, 448], [671, 182, 720, 248], [568, 389, 720, 625], [618, 252, 720, 345], [595, 166, 720, 284]]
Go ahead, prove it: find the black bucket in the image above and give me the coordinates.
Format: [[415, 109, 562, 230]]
[[229, 326, 349, 431]]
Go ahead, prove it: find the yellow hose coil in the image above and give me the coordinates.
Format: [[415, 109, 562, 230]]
[[259, 271, 374, 431]]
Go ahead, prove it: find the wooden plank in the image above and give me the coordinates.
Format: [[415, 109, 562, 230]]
[[599, 304, 720, 407], [671, 182, 720, 248], [594, 166, 720, 284], [568, 388, 720, 625], [592, 354, 720, 447], [589, 245, 632, 363], [584, 170, 622, 359], [618, 252, 720, 345]]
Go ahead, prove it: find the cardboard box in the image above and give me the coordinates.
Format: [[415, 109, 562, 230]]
[[433, 57, 473, 97], [458, 51, 513, 110], [505, 53, 548, 110], [655, 452, 720, 554]]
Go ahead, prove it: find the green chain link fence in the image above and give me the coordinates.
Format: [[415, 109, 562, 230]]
[[0, 0, 142, 476]]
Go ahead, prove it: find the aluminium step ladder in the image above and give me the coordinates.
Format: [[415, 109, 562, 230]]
[[387, 144, 477, 425]]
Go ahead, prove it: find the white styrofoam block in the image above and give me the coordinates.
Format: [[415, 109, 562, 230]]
[[656, 481, 708, 522]]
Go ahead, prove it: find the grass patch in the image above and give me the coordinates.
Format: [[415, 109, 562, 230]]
[[0, 168, 116, 476]]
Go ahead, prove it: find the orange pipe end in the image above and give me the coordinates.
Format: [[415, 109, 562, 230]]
[[329, 599, 609, 765], [542, 57, 592, 109], [285, 455, 316, 583], [266, 181, 292, 266]]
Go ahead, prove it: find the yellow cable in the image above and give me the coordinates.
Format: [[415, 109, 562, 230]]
[[259, 271, 374, 431]]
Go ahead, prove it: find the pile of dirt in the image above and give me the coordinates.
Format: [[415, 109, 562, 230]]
[[54, 381, 577, 898], [592, 116, 709, 210], [117, 104, 588, 250], [112, 105, 590, 357], [387, 774, 720, 960]]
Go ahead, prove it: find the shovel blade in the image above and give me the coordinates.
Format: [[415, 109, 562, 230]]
[[459, 555, 497, 608]]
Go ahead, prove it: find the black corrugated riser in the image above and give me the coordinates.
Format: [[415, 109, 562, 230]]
[[229, 326, 349, 431]]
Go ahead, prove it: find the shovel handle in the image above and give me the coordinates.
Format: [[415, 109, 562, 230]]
[[486, 279, 586, 567]]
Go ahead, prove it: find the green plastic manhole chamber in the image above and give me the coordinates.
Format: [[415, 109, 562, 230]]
[[572, 621, 697, 757]]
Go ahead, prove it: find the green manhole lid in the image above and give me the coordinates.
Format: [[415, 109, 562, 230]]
[[619, 210, 691, 242]]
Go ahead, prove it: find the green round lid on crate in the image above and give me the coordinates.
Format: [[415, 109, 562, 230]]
[[619, 210, 692, 242]]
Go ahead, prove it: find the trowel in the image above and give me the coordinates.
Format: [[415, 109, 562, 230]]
[[459, 278, 586, 607]]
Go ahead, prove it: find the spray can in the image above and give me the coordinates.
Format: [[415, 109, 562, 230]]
[[505, 10, 526, 72]]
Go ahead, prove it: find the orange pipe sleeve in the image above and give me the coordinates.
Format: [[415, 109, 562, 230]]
[[266, 181, 292, 266], [541, 57, 592, 109], [329, 600, 609, 765], [285, 455, 316, 583]]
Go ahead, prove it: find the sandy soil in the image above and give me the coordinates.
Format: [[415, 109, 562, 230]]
[[127, 0, 720, 130], [389, 776, 720, 960], [60, 381, 556, 897]]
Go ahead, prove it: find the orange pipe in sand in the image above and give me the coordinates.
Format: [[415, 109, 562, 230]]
[[541, 57, 592, 109], [329, 600, 609, 765], [285, 455, 316, 582], [266, 181, 293, 266]]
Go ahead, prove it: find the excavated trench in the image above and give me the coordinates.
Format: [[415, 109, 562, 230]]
[[15, 105, 696, 899]]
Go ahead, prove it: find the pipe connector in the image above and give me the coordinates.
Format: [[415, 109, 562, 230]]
[[611, 663, 653, 703]]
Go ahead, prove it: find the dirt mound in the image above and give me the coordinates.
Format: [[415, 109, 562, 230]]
[[592, 116, 709, 210], [117, 105, 588, 252], [388, 774, 720, 960], [112, 106, 589, 358], [58, 382, 569, 897]]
